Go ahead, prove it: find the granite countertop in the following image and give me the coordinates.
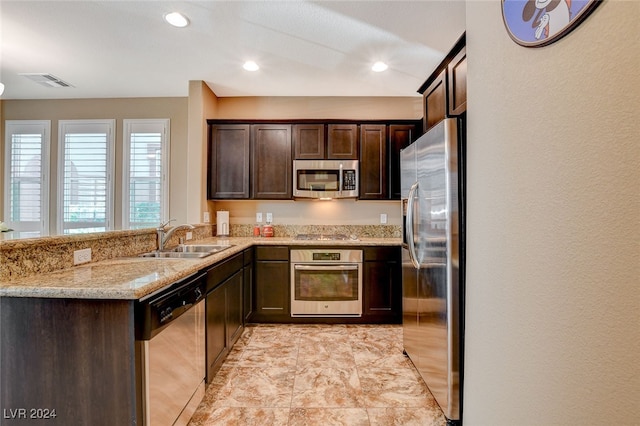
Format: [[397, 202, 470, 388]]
[[0, 236, 401, 300]]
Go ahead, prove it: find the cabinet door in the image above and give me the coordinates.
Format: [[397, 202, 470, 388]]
[[293, 124, 325, 159], [359, 124, 387, 199], [388, 124, 417, 200], [226, 271, 244, 347], [327, 124, 358, 159], [206, 284, 226, 382], [251, 124, 292, 199], [448, 46, 467, 116], [423, 69, 447, 132], [255, 261, 290, 318], [243, 261, 254, 322], [363, 247, 402, 321], [208, 125, 250, 199]]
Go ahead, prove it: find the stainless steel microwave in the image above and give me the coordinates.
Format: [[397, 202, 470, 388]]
[[293, 159, 359, 199]]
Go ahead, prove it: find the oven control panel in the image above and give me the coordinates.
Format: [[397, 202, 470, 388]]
[[313, 252, 341, 261]]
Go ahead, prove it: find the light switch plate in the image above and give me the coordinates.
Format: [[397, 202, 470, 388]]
[[74, 248, 91, 265], [266, 212, 273, 223], [203, 212, 210, 223], [256, 212, 263, 223], [380, 213, 388, 224]]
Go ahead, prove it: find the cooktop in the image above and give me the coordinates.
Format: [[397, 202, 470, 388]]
[[293, 234, 358, 241]]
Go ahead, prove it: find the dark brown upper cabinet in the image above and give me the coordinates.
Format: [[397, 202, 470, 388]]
[[251, 124, 292, 199], [388, 124, 417, 199], [327, 124, 359, 159], [208, 124, 251, 199], [293, 124, 325, 159], [359, 124, 387, 200], [418, 32, 466, 132], [423, 69, 448, 132], [448, 45, 467, 116]]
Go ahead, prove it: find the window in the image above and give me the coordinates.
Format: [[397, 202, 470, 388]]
[[58, 120, 115, 234], [3, 120, 51, 236], [122, 119, 169, 229]]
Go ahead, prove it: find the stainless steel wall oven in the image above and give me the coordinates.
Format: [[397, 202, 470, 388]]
[[290, 248, 363, 317]]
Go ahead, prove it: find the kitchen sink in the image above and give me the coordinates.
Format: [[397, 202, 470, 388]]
[[138, 244, 234, 259], [168, 244, 234, 254], [138, 251, 212, 259]]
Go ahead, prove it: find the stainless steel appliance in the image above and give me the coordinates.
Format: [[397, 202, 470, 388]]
[[293, 233, 357, 241], [290, 248, 363, 317], [401, 118, 464, 424], [135, 272, 206, 426], [293, 159, 358, 199]]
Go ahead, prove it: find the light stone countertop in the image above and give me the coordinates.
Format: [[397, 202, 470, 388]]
[[0, 237, 401, 300]]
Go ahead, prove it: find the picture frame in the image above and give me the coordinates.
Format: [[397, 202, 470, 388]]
[[502, 0, 603, 47]]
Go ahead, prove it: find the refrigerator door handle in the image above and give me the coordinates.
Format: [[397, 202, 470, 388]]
[[406, 181, 420, 269]]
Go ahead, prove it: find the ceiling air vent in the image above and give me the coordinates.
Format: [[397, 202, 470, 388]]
[[19, 73, 74, 88]]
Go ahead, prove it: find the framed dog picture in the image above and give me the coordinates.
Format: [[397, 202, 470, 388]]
[[502, 0, 602, 47]]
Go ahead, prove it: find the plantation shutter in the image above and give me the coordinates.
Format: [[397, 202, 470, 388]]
[[58, 120, 115, 234], [3, 121, 50, 236], [123, 119, 169, 229]]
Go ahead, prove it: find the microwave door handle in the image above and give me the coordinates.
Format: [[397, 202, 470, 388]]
[[294, 264, 359, 271], [339, 163, 343, 195]]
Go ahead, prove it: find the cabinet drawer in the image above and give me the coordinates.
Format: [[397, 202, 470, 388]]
[[206, 253, 243, 292], [255, 246, 289, 261], [364, 246, 400, 262]]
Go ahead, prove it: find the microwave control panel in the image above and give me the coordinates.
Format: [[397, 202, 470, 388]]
[[343, 170, 357, 190]]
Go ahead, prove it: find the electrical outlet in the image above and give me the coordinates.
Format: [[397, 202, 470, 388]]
[[266, 212, 273, 223], [185, 231, 193, 241], [74, 248, 92, 265], [380, 213, 388, 224], [256, 212, 263, 223], [203, 212, 210, 223]]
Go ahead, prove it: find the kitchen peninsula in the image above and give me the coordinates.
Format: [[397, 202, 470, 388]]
[[1, 228, 401, 425]]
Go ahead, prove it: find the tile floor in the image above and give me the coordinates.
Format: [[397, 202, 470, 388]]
[[189, 324, 446, 426]]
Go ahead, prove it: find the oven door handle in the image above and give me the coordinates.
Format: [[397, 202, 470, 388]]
[[294, 264, 359, 271]]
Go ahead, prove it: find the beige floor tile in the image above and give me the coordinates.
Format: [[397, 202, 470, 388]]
[[292, 366, 365, 408], [211, 367, 295, 408], [190, 324, 447, 426], [367, 407, 447, 426], [289, 407, 370, 426]]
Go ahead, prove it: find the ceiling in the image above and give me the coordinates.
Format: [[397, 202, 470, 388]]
[[0, 1, 465, 100]]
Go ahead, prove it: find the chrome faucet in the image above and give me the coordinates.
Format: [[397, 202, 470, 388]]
[[156, 219, 195, 251]]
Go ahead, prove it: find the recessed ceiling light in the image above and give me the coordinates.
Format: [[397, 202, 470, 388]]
[[243, 61, 260, 72], [164, 12, 189, 28], [372, 61, 388, 72]]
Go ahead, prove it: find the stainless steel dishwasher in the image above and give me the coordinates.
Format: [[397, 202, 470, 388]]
[[135, 271, 206, 426]]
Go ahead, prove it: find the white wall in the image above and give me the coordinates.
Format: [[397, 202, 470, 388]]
[[464, 1, 639, 424]]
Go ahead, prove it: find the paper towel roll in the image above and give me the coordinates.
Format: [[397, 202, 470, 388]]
[[216, 210, 229, 236]]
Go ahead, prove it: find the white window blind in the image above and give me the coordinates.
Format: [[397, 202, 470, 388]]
[[122, 119, 169, 229], [3, 121, 51, 236], [58, 120, 115, 234]]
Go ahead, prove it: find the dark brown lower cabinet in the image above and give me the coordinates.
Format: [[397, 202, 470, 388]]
[[243, 247, 254, 322], [363, 246, 402, 323], [205, 253, 244, 382], [252, 246, 290, 322], [0, 297, 137, 425]]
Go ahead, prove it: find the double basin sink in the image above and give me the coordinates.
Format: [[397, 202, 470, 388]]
[[139, 244, 234, 259]]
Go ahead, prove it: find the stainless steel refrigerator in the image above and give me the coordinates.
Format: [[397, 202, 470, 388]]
[[401, 117, 464, 424]]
